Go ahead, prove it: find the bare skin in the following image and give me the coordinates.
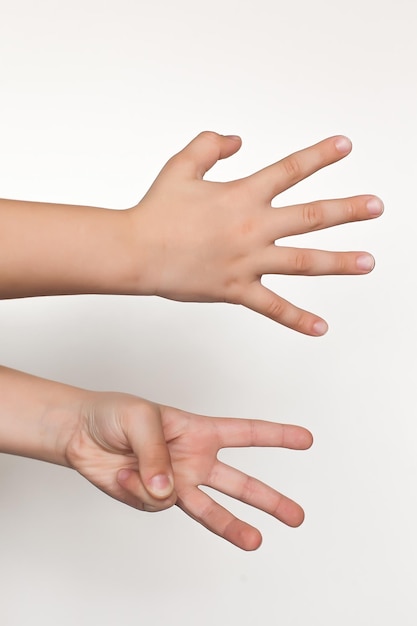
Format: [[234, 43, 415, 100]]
[[0, 131, 383, 334], [0, 367, 312, 550], [0, 132, 381, 548]]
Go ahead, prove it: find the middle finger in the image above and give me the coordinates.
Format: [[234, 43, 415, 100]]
[[268, 194, 383, 240]]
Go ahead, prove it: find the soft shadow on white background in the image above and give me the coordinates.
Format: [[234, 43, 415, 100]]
[[0, 1, 416, 624]]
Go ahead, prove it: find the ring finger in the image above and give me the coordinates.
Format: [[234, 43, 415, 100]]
[[260, 246, 375, 276]]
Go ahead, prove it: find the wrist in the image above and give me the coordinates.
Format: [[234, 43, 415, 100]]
[[122, 202, 160, 297], [39, 393, 84, 468], [0, 367, 87, 467]]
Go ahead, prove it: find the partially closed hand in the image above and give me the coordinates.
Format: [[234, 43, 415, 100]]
[[67, 392, 312, 550]]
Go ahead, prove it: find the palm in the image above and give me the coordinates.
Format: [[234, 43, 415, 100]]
[[68, 396, 312, 551]]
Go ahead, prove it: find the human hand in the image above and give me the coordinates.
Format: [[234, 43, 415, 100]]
[[67, 392, 312, 550], [128, 132, 383, 335]]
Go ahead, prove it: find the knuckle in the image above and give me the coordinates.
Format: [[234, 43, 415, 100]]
[[292, 309, 311, 334], [344, 198, 356, 220], [241, 476, 256, 502], [301, 202, 325, 230], [281, 154, 301, 181], [293, 250, 313, 274], [271, 493, 285, 518], [298, 310, 310, 328], [334, 253, 349, 274], [133, 399, 158, 422], [264, 296, 286, 321], [198, 130, 220, 143], [196, 499, 217, 525]]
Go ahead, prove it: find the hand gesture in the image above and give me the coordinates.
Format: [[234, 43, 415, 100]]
[[67, 392, 312, 550], [130, 132, 383, 335]]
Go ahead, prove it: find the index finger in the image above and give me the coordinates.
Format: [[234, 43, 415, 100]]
[[213, 418, 313, 450], [247, 135, 352, 201]]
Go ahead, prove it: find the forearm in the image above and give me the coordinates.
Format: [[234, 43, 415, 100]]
[[0, 133, 382, 335], [0, 199, 139, 298], [0, 366, 86, 466]]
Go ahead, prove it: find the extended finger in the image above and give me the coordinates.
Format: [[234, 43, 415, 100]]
[[260, 246, 375, 276], [212, 417, 313, 450], [122, 402, 175, 500], [241, 282, 328, 336], [248, 135, 352, 201], [269, 195, 384, 239], [208, 461, 305, 527], [177, 487, 263, 551]]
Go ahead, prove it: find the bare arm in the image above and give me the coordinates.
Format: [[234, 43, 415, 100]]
[[0, 365, 312, 550], [0, 200, 133, 298], [0, 132, 383, 334]]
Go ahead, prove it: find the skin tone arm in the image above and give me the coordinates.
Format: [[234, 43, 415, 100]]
[[0, 133, 381, 548], [0, 132, 383, 336], [0, 365, 312, 551]]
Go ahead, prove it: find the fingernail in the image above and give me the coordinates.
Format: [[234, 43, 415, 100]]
[[335, 136, 352, 154], [366, 197, 384, 216], [224, 135, 241, 141], [149, 474, 172, 497], [356, 254, 375, 272], [312, 320, 328, 336]]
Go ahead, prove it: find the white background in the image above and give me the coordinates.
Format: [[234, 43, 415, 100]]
[[0, 1, 416, 624]]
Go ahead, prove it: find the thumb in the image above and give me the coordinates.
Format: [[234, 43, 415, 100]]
[[175, 131, 242, 179], [120, 401, 175, 500]]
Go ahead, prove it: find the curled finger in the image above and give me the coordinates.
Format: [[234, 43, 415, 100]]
[[117, 467, 177, 512]]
